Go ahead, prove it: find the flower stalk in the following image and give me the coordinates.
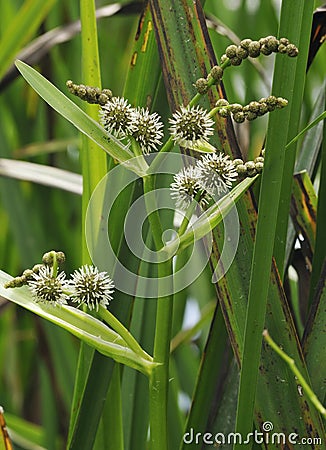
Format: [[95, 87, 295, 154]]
[[263, 330, 326, 418]]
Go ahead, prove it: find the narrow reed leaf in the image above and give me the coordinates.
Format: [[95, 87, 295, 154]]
[[303, 263, 326, 401], [0, 159, 82, 195], [234, 2, 312, 446], [286, 110, 326, 149], [308, 112, 326, 308]]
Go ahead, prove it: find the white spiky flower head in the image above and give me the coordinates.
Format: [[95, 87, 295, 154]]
[[196, 152, 238, 196], [170, 165, 211, 211], [28, 265, 68, 305], [169, 105, 214, 149], [129, 107, 164, 154], [99, 96, 134, 138], [69, 265, 114, 311]]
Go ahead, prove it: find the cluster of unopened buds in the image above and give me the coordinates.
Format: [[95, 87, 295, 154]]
[[221, 36, 299, 66], [215, 96, 288, 123], [5, 251, 114, 311], [66, 35, 298, 211]]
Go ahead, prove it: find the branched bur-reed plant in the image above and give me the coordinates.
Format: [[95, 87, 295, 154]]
[[0, 34, 324, 449]]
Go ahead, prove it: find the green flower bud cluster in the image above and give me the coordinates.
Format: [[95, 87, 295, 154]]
[[4, 251, 65, 289], [215, 96, 288, 123], [66, 80, 112, 106], [220, 36, 299, 67], [233, 154, 265, 177], [194, 65, 224, 94]]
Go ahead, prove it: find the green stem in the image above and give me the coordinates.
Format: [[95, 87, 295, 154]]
[[178, 191, 203, 236], [263, 330, 326, 418], [98, 305, 153, 362], [142, 173, 174, 450], [51, 251, 58, 278], [149, 260, 173, 450]]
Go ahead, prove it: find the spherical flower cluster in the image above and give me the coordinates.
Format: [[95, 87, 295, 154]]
[[220, 36, 299, 66], [99, 97, 134, 139], [99, 99, 164, 154], [170, 165, 209, 210], [28, 266, 68, 305], [197, 153, 238, 195], [169, 105, 214, 149], [129, 107, 164, 155], [170, 152, 240, 210], [69, 265, 115, 311], [215, 96, 288, 123]]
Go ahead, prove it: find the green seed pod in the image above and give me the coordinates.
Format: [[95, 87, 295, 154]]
[[278, 44, 287, 54], [255, 161, 264, 172], [8, 276, 26, 288], [230, 56, 242, 66], [233, 158, 244, 166], [266, 36, 279, 52], [236, 46, 249, 59], [195, 78, 209, 94], [262, 149, 265, 157], [260, 45, 273, 56], [233, 112, 245, 123], [240, 39, 252, 50], [42, 251, 56, 265], [22, 269, 34, 279], [210, 65, 224, 81], [279, 37, 290, 46], [215, 99, 229, 107], [225, 45, 238, 58], [245, 111, 258, 121], [98, 93, 111, 105], [56, 252, 66, 265], [32, 264, 43, 273], [66, 81, 112, 105], [66, 80, 74, 91], [229, 103, 243, 113], [217, 107, 230, 118], [102, 89, 112, 98], [258, 102, 268, 115], [77, 84, 87, 99], [276, 97, 288, 108], [248, 41, 261, 57], [266, 95, 278, 109], [245, 161, 256, 171], [248, 101, 260, 113], [247, 168, 257, 177], [286, 44, 299, 57], [236, 164, 247, 174], [254, 156, 265, 164]]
